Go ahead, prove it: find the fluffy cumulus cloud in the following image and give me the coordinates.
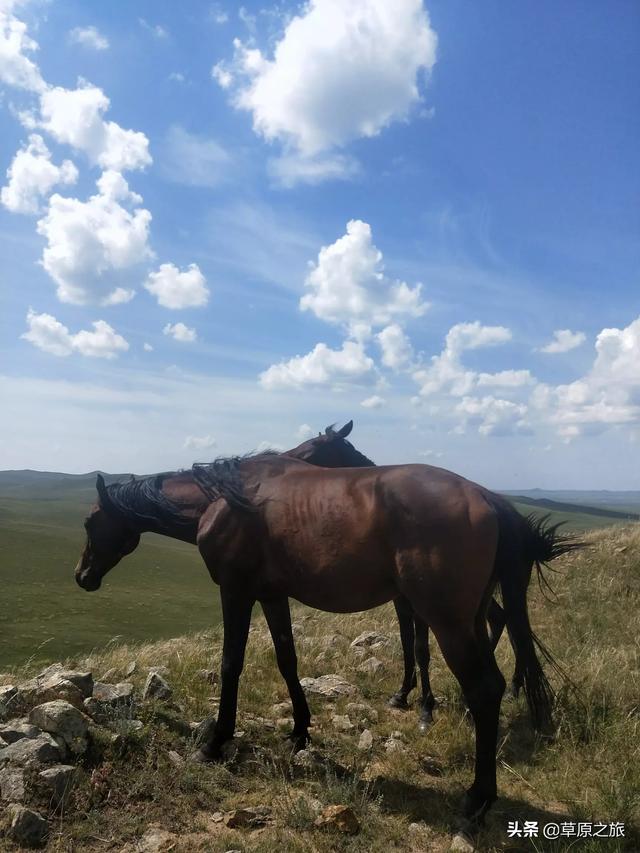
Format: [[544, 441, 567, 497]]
[[36, 170, 152, 304], [0, 1, 46, 93], [216, 0, 436, 157], [144, 262, 209, 309], [183, 434, 217, 451], [413, 321, 512, 397], [33, 82, 151, 172], [455, 395, 529, 437], [260, 340, 374, 390], [377, 323, 413, 370], [540, 328, 586, 354], [163, 322, 197, 342], [68, 26, 109, 51], [301, 220, 426, 334], [22, 308, 129, 358], [1, 133, 77, 214], [361, 394, 385, 409], [476, 369, 533, 388], [535, 315, 640, 439]]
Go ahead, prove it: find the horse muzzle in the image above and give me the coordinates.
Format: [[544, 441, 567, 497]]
[[75, 562, 102, 592]]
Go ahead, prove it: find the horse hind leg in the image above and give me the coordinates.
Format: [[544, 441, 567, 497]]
[[261, 598, 311, 750], [487, 596, 523, 699], [430, 620, 505, 833], [413, 613, 436, 730], [388, 595, 417, 710]]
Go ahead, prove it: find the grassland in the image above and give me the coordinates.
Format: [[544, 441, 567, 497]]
[[1, 524, 639, 851]]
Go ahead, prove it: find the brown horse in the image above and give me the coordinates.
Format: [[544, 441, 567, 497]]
[[75, 450, 577, 833], [284, 422, 524, 729]]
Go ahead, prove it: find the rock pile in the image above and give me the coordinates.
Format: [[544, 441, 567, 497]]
[[0, 661, 172, 848]]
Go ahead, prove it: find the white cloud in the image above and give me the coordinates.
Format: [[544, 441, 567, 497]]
[[68, 26, 109, 51], [260, 340, 374, 390], [144, 262, 209, 309], [455, 395, 529, 437], [101, 287, 135, 306], [377, 323, 413, 370], [216, 0, 437, 157], [268, 152, 360, 187], [143, 342, 153, 352], [22, 309, 129, 358], [163, 322, 197, 343], [160, 125, 231, 187], [537, 315, 640, 438], [0, 2, 46, 92], [361, 394, 385, 409], [139, 19, 168, 39], [540, 328, 586, 354], [184, 434, 217, 451], [210, 5, 229, 25], [477, 369, 533, 388], [1, 133, 77, 214], [36, 170, 152, 304], [296, 423, 313, 440], [211, 61, 233, 89], [413, 321, 512, 397], [301, 220, 427, 333], [36, 82, 151, 172]]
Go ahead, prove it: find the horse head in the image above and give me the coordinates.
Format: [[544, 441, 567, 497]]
[[75, 474, 140, 591], [285, 420, 375, 468]]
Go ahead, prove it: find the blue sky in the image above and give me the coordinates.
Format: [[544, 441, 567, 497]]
[[1, 0, 638, 488]]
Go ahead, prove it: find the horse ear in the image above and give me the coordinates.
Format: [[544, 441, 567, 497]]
[[96, 473, 110, 507], [337, 420, 353, 438], [324, 423, 336, 436]]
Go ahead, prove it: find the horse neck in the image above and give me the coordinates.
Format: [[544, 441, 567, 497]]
[[112, 472, 205, 544]]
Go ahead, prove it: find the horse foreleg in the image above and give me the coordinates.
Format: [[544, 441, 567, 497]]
[[388, 595, 417, 709], [431, 623, 505, 834], [413, 613, 435, 730], [261, 597, 311, 750], [196, 589, 254, 762]]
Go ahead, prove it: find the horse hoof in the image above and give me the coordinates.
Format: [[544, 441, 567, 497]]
[[285, 731, 311, 752], [388, 695, 409, 710], [190, 747, 218, 764], [418, 714, 433, 732]]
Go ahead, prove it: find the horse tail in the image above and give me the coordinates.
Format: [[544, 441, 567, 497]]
[[491, 502, 582, 733]]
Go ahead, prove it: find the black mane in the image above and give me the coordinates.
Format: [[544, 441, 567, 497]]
[[105, 473, 190, 531], [339, 439, 376, 467], [104, 453, 270, 529]]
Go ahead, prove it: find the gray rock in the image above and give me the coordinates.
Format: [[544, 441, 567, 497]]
[[0, 685, 19, 719], [167, 750, 184, 768], [7, 804, 49, 848], [299, 674, 356, 698], [0, 733, 61, 767], [20, 677, 84, 710], [192, 716, 216, 745], [270, 701, 291, 717], [384, 736, 405, 753], [451, 831, 476, 852], [0, 719, 41, 744], [29, 700, 89, 755], [331, 714, 354, 732], [346, 702, 378, 723], [130, 826, 178, 852], [124, 661, 137, 678], [143, 672, 172, 701], [350, 630, 389, 650], [36, 664, 93, 699], [92, 681, 134, 705], [0, 767, 26, 801], [357, 656, 384, 676], [357, 729, 374, 751], [38, 764, 77, 807]]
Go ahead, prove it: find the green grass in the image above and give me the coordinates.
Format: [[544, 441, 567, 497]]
[[2, 524, 638, 851]]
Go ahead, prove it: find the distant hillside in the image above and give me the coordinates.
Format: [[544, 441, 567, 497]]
[[507, 494, 639, 522], [502, 488, 640, 513]]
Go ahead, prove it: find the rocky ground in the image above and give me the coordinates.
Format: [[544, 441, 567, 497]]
[[1, 525, 639, 852]]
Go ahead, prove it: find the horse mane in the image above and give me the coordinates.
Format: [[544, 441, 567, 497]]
[[105, 474, 191, 530], [337, 439, 376, 467], [104, 452, 276, 528]]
